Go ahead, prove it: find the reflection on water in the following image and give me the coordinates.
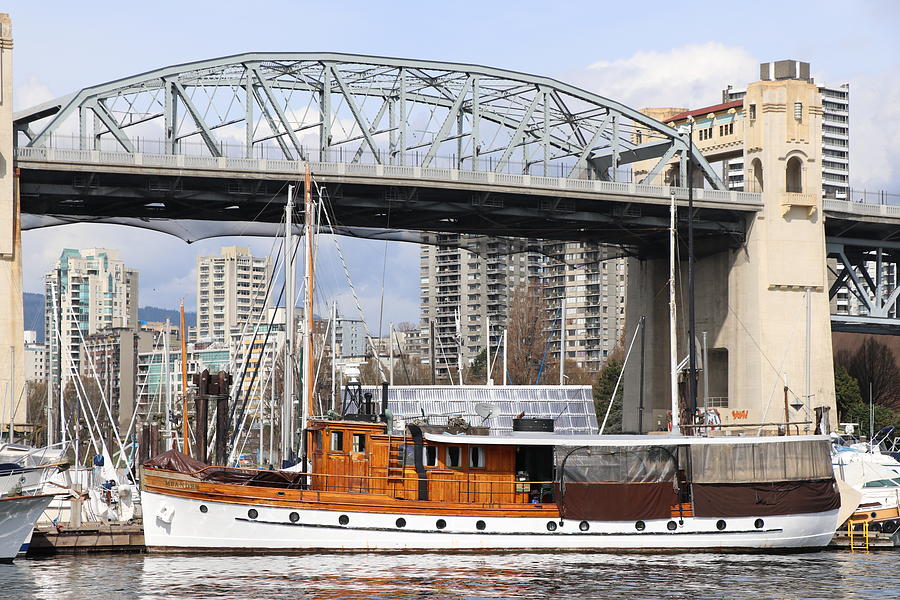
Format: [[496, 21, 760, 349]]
[[2, 550, 899, 600]]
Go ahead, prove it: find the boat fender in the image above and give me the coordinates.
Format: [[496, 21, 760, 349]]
[[406, 424, 429, 501], [157, 502, 175, 524]]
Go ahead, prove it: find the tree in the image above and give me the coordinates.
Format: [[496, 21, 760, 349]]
[[25, 381, 47, 446], [593, 343, 625, 433], [833, 363, 900, 437], [836, 337, 900, 409], [506, 283, 551, 385]]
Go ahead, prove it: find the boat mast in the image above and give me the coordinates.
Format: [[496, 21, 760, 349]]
[[331, 302, 337, 412], [282, 184, 295, 464], [301, 165, 313, 462], [180, 301, 189, 454], [669, 192, 680, 435], [164, 318, 173, 448]]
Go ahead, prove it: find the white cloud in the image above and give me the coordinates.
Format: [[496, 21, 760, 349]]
[[849, 69, 900, 191], [13, 76, 56, 111], [572, 43, 759, 110]]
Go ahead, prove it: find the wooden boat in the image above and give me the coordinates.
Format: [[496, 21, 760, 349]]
[[141, 410, 841, 552]]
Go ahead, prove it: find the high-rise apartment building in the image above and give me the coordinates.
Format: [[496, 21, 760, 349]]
[[419, 235, 541, 382], [720, 61, 850, 199], [23, 330, 46, 382], [44, 248, 139, 386], [196, 246, 272, 341], [543, 244, 627, 371]]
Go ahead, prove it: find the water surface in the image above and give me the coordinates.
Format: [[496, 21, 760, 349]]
[[2, 550, 897, 600]]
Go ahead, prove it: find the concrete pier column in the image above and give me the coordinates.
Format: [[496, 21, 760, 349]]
[[0, 14, 25, 434], [623, 73, 837, 434]]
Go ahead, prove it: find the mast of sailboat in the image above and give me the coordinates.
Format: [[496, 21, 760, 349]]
[[686, 119, 698, 430], [669, 192, 680, 435], [282, 184, 295, 464], [301, 165, 314, 463], [180, 301, 189, 454], [163, 318, 173, 448], [331, 302, 337, 412]]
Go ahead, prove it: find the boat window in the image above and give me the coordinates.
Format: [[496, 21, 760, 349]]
[[556, 446, 676, 483], [313, 430, 322, 451], [425, 446, 438, 467], [690, 439, 833, 484], [330, 431, 344, 452], [352, 434, 366, 453], [446, 446, 462, 468], [469, 447, 485, 469], [864, 479, 896, 488]]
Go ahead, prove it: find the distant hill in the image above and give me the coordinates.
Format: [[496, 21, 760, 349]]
[[22, 293, 196, 344], [139, 306, 197, 328]]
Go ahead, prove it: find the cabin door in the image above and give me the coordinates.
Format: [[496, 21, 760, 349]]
[[348, 432, 369, 493]]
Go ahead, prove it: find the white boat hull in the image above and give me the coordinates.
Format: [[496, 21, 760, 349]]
[[0, 494, 56, 562], [142, 491, 839, 552]]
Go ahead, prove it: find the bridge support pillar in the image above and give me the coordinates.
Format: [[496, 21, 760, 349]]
[[623, 72, 837, 434], [0, 14, 25, 434]]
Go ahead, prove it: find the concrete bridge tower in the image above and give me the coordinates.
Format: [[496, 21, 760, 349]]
[[0, 13, 25, 431], [624, 63, 836, 433]]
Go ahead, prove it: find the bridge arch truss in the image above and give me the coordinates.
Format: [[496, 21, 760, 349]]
[[14, 52, 724, 188]]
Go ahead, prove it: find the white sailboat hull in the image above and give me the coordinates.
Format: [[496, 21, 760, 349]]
[[0, 494, 56, 562], [142, 490, 838, 552]]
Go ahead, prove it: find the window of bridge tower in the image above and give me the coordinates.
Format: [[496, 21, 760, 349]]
[[786, 157, 803, 193], [750, 158, 763, 192]]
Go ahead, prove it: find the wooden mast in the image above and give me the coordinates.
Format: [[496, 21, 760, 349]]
[[180, 300, 190, 453], [301, 165, 314, 461]]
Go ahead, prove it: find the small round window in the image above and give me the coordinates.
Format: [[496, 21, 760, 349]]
[[436, 519, 447, 530], [546, 521, 557, 532], [635, 520, 646, 531], [666, 521, 677, 531], [248, 509, 258, 520], [199, 505, 208, 514], [396, 518, 407, 528], [754, 519, 765, 530], [476, 520, 486, 531], [716, 520, 727, 531], [289, 512, 300, 523], [339, 514, 349, 526], [579, 521, 590, 532]]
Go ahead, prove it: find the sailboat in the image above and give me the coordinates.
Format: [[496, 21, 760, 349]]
[[139, 173, 842, 552]]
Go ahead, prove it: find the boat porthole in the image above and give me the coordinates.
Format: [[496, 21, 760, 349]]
[[635, 521, 645, 531], [436, 519, 447, 530], [546, 521, 557, 532], [716, 520, 727, 531], [871, 512, 878, 519], [248, 509, 258, 520], [754, 519, 764, 529], [277, 491, 285, 496], [289, 512, 300, 523], [339, 514, 349, 526], [396, 518, 406, 528], [199, 505, 208, 514], [476, 520, 486, 531], [579, 521, 590, 532], [666, 521, 677, 531]]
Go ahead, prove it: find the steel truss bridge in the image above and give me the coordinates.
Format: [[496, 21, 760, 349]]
[[11, 53, 900, 332]]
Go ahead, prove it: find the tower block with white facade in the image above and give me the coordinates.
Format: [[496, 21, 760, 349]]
[[624, 67, 836, 432], [0, 14, 26, 427]]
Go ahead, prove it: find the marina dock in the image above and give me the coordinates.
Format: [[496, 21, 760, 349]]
[[27, 522, 145, 556]]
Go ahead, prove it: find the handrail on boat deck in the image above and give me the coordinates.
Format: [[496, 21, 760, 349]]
[[145, 463, 556, 504]]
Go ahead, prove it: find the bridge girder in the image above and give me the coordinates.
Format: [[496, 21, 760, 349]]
[[14, 52, 724, 189]]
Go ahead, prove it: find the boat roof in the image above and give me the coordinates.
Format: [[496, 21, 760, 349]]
[[422, 431, 831, 447]]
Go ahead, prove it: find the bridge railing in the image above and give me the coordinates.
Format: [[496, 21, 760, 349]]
[[15, 145, 764, 208], [824, 198, 900, 218]]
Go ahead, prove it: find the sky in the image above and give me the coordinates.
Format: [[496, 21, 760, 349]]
[[10, 0, 900, 332]]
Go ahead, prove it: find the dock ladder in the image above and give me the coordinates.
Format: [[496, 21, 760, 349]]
[[848, 518, 870, 553]]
